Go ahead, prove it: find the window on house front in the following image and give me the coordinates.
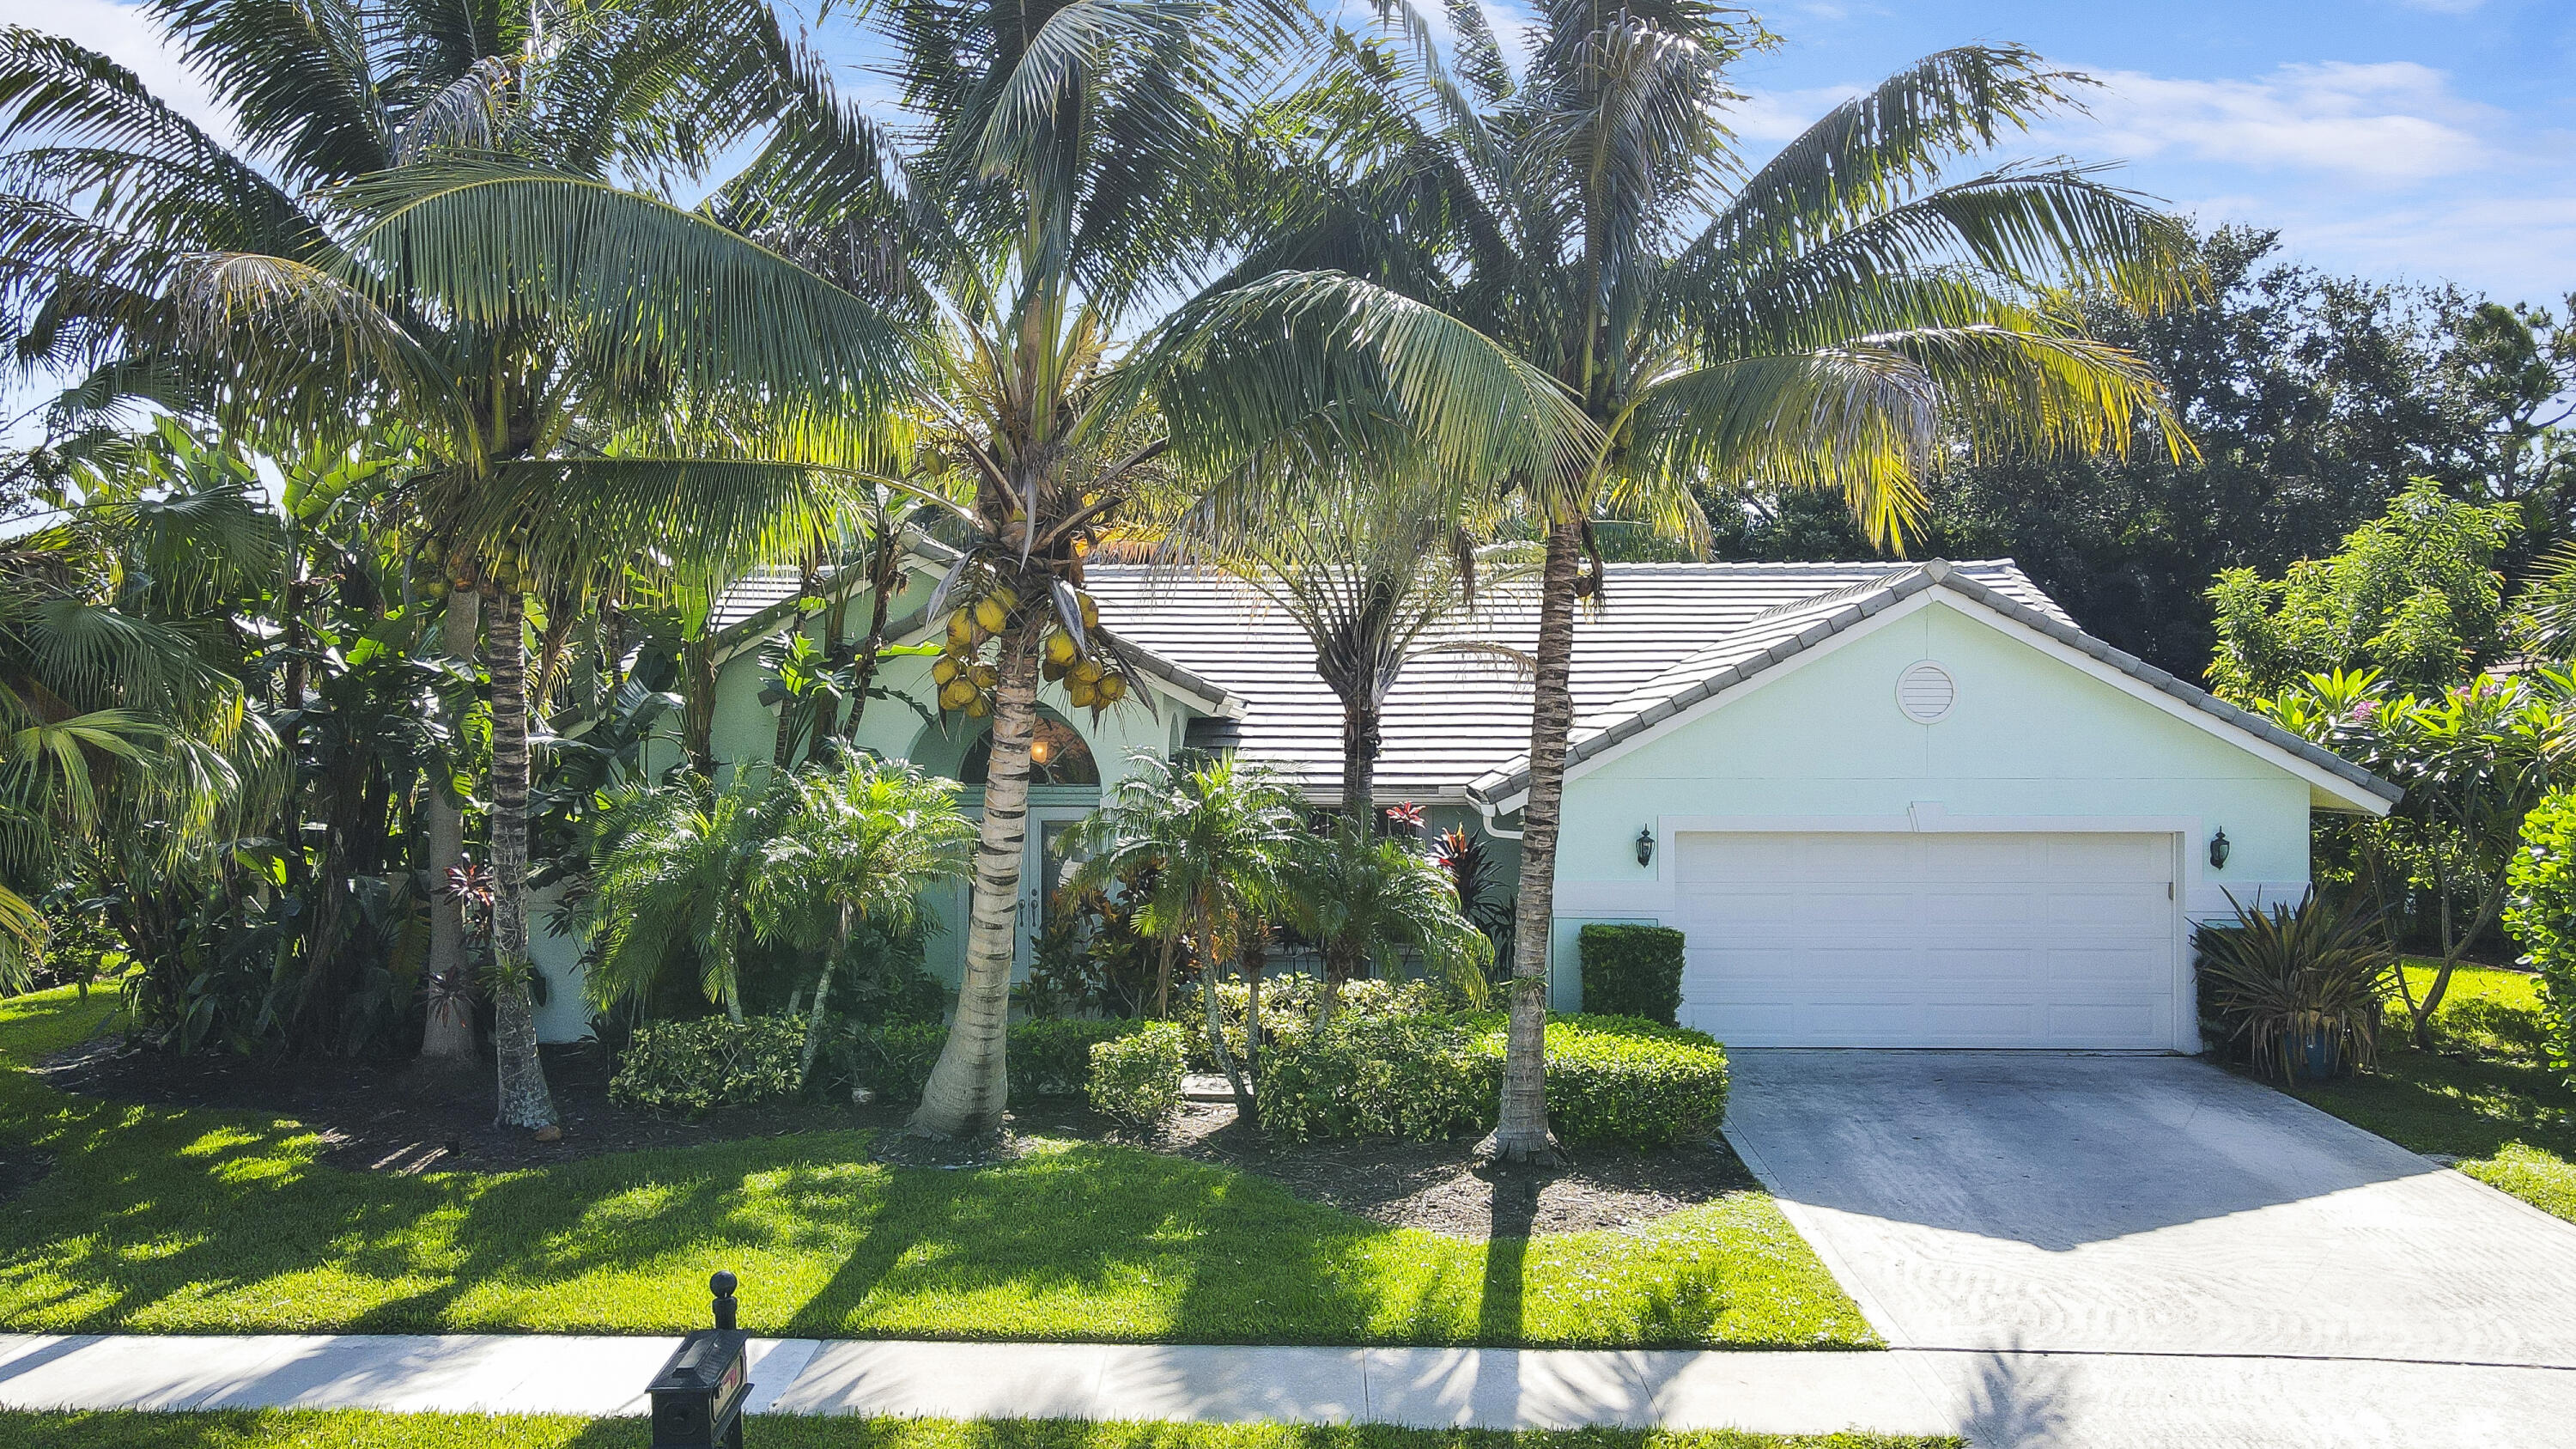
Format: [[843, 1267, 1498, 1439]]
[[960, 715, 1100, 786]]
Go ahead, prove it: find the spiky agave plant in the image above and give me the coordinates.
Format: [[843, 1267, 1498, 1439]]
[[2196, 891, 2395, 1079]]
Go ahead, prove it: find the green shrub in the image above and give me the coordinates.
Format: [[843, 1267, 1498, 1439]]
[[1010, 1017, 1142, 1096], [1178, 974, 1450, 1069], [1257, 1011, 1728, 1148], [2506, 788, 2576, 1078], [1087, 1021, 1189, 1123], [1579, 924, 1686, 1025], [842, 1017, 1147, 1102], [608, 1014, 807, 1116], [1258, 1014, 1494, 1144]]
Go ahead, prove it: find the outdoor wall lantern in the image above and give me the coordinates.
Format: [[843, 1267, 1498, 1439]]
[[1636, 825, 1656, 868], [2208, 827, 2232, 871]]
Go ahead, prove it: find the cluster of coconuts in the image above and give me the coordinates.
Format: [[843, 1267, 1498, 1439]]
[[410, 539, 533, 605], [929, 583, 1131, 716]]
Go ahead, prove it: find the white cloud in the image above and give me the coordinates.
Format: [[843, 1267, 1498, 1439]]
[[31, 0, 235, 149], [1720, 84, 1863, 144], [2072, 62, 2492, 186]]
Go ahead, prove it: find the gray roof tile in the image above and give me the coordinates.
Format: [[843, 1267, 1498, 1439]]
[[1076, 559, 2067, 800]]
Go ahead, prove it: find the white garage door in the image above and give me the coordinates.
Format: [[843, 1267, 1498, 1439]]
[[1671, 831, 2180, 1049]]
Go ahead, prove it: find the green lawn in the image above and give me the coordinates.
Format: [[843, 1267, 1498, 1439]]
[[4, 1412, 1957, 1449], [0, 987, 1874, 1348], [2285, 962, 2576, 1222]]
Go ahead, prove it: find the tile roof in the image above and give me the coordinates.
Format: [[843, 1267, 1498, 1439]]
[[1077, 559, 2070, 801], [1458, 561, 2402, 812]]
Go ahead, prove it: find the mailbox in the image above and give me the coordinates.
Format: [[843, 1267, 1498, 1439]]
[[648, 1271, 753, 1449]]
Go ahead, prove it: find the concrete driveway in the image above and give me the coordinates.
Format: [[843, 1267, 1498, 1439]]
[[1722, 1050, 2576, 1446]]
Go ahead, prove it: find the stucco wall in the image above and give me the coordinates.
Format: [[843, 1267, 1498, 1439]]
[[1544, 594, 2321, 1007]]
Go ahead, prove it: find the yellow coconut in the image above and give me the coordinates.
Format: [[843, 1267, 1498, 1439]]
[[946, 612, 975, 648], [1070, 657, 1105, 685], [1042, 656, 1067, 683], [1077, 592, 1100, 630], [931, 657, 960, 685], [1095, 672, 1128, 703], [1066, 679, 1097, 709], [973, 595, 1010, 634], [1045, 630, 1080, 666], [963, 695, 991, 718], [939, 679, 977, 710]]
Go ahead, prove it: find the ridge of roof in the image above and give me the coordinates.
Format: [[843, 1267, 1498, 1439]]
[[1464, 560, 2401, 810]]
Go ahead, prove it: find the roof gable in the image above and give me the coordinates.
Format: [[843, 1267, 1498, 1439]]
[[1463, 562, 2397, 815]]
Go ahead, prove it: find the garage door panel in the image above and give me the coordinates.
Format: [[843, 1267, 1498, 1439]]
[[1920, 947, 2047, 985], [2047, 1002, 2165, 1045], [1671, 831, 2179, 1050], [1923, 892, 2043, 929]]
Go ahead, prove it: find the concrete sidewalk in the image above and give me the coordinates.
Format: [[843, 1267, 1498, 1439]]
[[9, 1332, 2576, 1446]]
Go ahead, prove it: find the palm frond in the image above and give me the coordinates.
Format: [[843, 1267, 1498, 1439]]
[[333, 161, 914, 411]]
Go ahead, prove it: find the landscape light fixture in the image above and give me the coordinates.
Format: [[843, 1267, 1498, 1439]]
[[2208, 827, 2231, 871], [1636, 825, 1656, 868]]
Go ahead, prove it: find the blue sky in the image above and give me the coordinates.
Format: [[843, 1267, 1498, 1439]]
[[15, 0, 2573, 443]]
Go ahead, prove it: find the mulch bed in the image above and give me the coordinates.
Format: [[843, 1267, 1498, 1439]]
[[38, 1037, 1758, 1238]]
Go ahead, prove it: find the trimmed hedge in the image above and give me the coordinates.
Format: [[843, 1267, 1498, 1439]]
[[845, 1016, 1147, 1101], [1088, 1021, 1189, 1123], [1258, 1011, 1728, 1148], [1579, 924, 1686, 1026], [608, 1014, 806, 1116]]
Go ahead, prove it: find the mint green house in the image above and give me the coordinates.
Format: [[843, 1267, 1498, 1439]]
[[529, 547, 2395, 1053]]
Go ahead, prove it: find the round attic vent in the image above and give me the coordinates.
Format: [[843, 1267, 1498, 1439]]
[[1897, 661, 1955, 723]]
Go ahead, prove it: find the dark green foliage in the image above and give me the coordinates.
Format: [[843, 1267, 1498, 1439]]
[[1705, 227, 2524, 681], [1578, 925, 1686, 1026], [1086, 1021, 1189, 1124], [2194, 893, 2395, 1080], [1258, 1014, 1729, 1149], [845, 1017, 1147, 1102], [606, 1014, 807, 1116], [2506, 788, 2576, 1080]]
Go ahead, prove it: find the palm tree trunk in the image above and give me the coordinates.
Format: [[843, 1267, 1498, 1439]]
[[1204, 916, 1253, 1119], [482, 587, 558, 1132], [421, 593, 479, 1069], [1156, 928, 1176, 1020], [1340, 692, 1381, 825], [910, 623, 1042, 1138], [1242, 929, 1267, 1087], [799, 904, 847, 1089], [682, 634, 718, 776], [1485, 518, 1577, 1165]]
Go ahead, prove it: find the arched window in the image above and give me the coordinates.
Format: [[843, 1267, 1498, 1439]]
[[961, 715, 1100, 786]]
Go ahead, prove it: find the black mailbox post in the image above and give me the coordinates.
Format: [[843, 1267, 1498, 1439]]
[[648, 1271, 753, 1449]]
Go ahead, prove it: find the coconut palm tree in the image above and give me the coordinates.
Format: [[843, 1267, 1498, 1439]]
[[746, 755, 977, 1082], [1, 2, 911, 1128], [1067, 749, 1309, 1116], [702, 0, 1589, 1139], [1232, 7, 2199, 1159]]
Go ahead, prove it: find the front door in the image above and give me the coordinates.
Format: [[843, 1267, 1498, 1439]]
[[1016, 810, 1088, 976]]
